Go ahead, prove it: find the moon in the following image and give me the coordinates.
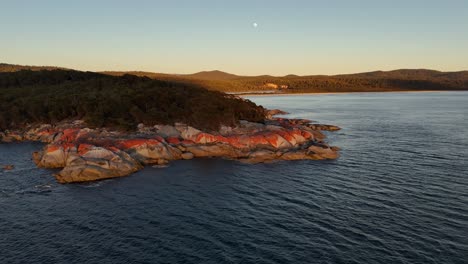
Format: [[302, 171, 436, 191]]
[[253, 22, 258, 28]]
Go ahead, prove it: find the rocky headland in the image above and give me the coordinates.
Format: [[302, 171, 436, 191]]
[[0, 110, 340, 183]]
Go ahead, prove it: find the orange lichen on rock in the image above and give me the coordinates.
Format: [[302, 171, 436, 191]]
[[78, 144, 95, 155], [301, 130, 313, 139], [166, 137, 181, 144], [248, 134, 270, 147], [45, 143, 74, 152], [117, 138, 162, 149], [58, 128, 80, 143], [195, 133, 219, 144], [275, 130, 297, 146], [45, 144, 61, 153], [223, 135, 248, 149], [181, 139, 196, 145]]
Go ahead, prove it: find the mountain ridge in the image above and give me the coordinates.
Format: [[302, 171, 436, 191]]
[[2, 63, 468, 93], [2, 62, 467, 79]]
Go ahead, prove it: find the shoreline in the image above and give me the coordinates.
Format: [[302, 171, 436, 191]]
[[1, 114, 341, 183], [238, 90, 468, 97]]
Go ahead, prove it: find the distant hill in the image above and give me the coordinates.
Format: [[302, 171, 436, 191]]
[[2, 63, 468, 93], [102, 71, 173, 79], [0, 63, 65, 72], [335, 69, 468, 81], [98, 67, 468, 93], [284, 74, 300, 78], [183, 70, 241, 80]]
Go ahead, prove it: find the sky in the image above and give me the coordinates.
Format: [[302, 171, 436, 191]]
[[1, 0, 467, 75]]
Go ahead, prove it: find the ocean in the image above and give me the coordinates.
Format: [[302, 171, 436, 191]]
[[1, 91, 467, 263]]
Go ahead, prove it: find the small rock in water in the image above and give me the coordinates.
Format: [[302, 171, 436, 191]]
[[157, 159, 169, 165], [3, 165, 14, 170], [35, 184, 52, 189], [266, 109, 289, 118], [181, 152, 194, 160], [152, 164, 169, 169]]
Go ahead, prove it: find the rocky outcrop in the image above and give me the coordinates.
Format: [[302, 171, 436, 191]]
[[1, 114, 341, 183], [54, 147, 143, 183], [185, 144, 245, 158], [33, 144, 72, 168], [265, 109, 289, 119], [154, 125, 181, 138], [117, 138, 182, 164]]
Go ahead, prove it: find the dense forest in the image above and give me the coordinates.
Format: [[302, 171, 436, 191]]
[[0, 69, 265, 131]]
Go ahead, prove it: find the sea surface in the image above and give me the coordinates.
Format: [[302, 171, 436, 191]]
[[1, 91, 467, 264]]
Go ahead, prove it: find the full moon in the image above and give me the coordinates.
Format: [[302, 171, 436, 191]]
[[253, 22, 258, 28]]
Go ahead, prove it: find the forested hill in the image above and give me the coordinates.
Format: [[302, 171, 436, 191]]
[[184, 70, 241, 80], [104, 68, 468, 93], [2, 63, 467, 93], [221, 70, 468, 93], [335, 69, 468, 81], [0, 69, 265, 130], [0, 63, 65, 72]]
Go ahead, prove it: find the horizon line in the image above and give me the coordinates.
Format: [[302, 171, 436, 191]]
[[1, 62, 468, 78]]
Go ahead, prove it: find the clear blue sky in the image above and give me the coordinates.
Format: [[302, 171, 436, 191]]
[[1, 0, 467, 75]]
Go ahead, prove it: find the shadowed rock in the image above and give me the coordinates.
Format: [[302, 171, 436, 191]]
[[54, 147, 142, 183]]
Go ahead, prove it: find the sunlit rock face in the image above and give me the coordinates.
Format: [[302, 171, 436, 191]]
[[54, 147, 143, 183], [2, 113, 340, 183]]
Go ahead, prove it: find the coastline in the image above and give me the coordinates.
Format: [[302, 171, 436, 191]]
[[1, 112, 341, 183], [238, 90, 467, 97]]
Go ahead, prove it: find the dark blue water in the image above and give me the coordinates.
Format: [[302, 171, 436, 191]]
[[1, 92, 467, 264]]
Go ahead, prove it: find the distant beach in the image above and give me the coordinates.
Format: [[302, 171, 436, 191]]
[[239, 90, 462, 97]]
